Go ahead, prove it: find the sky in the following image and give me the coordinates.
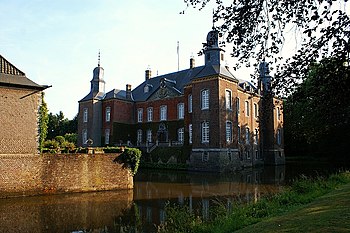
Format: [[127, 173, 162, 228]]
[[3, 0, 346, 119]]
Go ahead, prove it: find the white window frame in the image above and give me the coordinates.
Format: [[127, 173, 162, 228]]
[[201, 89, 209, 110], [82, 129, 87, 144], [225, 89, 232, 110], [254, 128, 259, 145], [160, 105, 167, 121], [254, 103, 258, 118], [188, 94, 192, 113], [201, 121, 210, 143], [137, 129, 142, 143], [105, 128, 110, 145], [277, 107, 281, 121], [245, 127, 250, 144], [226, 121, 233, 143], [105, 107, 111, 122], [189, 124, 193, 144], [237, 125, 241, 143], [83, 108, 88, 123], [137, 108, 143, 123], [147, 129, 152, 143], [178, 103, 184, 119], [277, 128, 282, 145], [245, 101, 250, 117], [178, 127, 184, 142], [147, 107, 153, 122]]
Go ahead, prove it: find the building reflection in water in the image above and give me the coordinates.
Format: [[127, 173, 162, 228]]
[[0, 166, 285, 233], [133, 165, 285, 229]]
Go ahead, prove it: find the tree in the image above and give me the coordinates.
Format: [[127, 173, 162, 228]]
[[284, 58, 350, 157], [183, 0, 349, 96], [38, 92, 49, 152], [47, 112, 77, 140]]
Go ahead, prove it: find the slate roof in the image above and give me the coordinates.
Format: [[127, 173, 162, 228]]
[[105, 89, 131, 101], [131, 64, 238, 102], [79, 91, 105, 102], [0, 55, 47, 90]]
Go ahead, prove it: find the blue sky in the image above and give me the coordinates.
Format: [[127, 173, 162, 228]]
[[3, 0, 342, 119]]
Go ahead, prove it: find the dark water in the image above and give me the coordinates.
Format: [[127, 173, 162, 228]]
[[0, 161, 348, 233]]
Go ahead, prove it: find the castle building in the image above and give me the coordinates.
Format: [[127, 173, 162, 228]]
[[78, 29, 285, 171], [0, 54, 49, 154]]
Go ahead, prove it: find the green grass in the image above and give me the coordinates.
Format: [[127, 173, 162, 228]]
[[157, 172, 350, 233]]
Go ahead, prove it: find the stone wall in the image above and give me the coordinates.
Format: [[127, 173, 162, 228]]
[[0, 153, 133, 198], [0, 86, 41, 154]]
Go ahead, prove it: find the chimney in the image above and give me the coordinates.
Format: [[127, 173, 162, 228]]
[[145, 68, 152, 81], [126, 84, 132, 99], [190, 57, 195, 69]]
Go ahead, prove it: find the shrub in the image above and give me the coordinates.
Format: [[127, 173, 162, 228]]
[[55, 136, 65, 146], [64, 133, 77, 144], [104, 146, 123, 153], [114, 148, 142, 176], [43, 140, 60, 150]]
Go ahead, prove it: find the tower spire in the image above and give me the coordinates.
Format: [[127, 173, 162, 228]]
[[98, 50, 101, 67], [212, 8, 215, 29]]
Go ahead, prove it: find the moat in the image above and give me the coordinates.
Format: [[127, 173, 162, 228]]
[[0, 161, 347, 233]]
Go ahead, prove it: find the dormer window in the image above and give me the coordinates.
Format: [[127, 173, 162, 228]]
[[144, 84, 153, 93]]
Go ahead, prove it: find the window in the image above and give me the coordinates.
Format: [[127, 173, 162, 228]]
[[236, 98, 240, 115], [277, 129, 282, 145], [82, 129, 87, 144], [226, 121, 233, 143], [201, 89, 209, 110], [202, 151, 209, 162], [105, 129, 110, 145], [237, 126, 241, 143], [137, 129, 142, 143], [147, 107, 153, 122], [160, 105, 167, 121], [189, 124, 192, 144], [201, 121, 209, 143], [225, 90, 232, 110], [137, 108, 143, 123], [178, 128, 184, 142], [178, 103, 184, 119], [254, 128, 259, 145], [188, 95, 192, 113], [105, 107, 111, 122], [254, 103, 258, 118], [245, 127, 250, 144], [83, 108, 88, 123], [277, 107, 281, 121], [245, 101, 250, 117], [147, 129, 152, 143]]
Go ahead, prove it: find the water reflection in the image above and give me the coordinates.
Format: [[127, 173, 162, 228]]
[[0, 165, 287, 233], [133, 165, 285, 231], [0, 190, 133, 233]]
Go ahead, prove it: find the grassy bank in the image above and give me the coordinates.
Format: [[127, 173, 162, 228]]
[[157, 171, 350, 233]]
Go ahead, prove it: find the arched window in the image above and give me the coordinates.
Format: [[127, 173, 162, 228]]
[[245, 127, 250, 144], [225, 90, 232, 110]]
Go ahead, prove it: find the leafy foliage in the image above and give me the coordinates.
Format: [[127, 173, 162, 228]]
[[183, 0, 349, 96], [284, 58, 350, 156], [47, 112, 77, 140], [114, 148, 142, 176], [38, 92, 49, 152]]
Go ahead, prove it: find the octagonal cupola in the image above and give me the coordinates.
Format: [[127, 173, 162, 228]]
[[90, 51, 105, 95], [203, 29, 225, 66]]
